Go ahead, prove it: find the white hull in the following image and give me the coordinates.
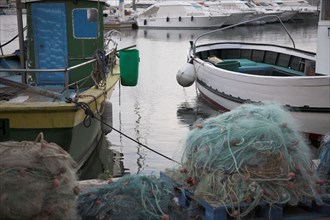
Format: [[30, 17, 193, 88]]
[[137, 1, 228, 29], [223, 12, 253, 26], [197, 82, 330, 136], [192, 43, 330, 136], [137, 15, 227, 29], [250, 11, 284, 23], [279, 11, 298, 22]]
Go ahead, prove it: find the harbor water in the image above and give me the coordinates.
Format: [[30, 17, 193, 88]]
[[0, 15, 318, 178]]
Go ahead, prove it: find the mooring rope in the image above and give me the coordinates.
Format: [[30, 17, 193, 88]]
[[66, 98, 181, 165]]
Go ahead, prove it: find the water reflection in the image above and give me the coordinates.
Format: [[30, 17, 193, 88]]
[[177, 92, 221, 128], [2, 14, 319, 178], [133, 98, 146, 174], [138, 29, 206, 42], [82, 22, 318, 177], [79, 138, 128, 180]]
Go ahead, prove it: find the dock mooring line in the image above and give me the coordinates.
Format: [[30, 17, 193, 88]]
[[66, 98, 181, 165], [95, 117, 181, 165]]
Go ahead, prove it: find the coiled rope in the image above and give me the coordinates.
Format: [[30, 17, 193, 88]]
[[91, 49, 108, 88]]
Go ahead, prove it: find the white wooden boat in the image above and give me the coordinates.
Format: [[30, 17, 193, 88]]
[[177, 2, 330, 139], [136, 1, 229, 29]]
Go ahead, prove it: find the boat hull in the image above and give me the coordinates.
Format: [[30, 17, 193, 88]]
[[2, 119, 102, 169], [193, 43, 330, 136], [0, 70, 120, 168], [137, 15, 227, 29], [223, 12, 253, 26]]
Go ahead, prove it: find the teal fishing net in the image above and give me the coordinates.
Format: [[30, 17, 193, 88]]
[[166, 103, 328, 217], [0, 133, 79, 219], [78, 174, 184, 220], [317, 134, 330, 193]]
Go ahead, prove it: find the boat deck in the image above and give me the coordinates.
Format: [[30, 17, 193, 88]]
[[0, 75, 77, 103]]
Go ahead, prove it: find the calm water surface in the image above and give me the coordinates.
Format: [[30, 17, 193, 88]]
[[0, 15, 318, 178]]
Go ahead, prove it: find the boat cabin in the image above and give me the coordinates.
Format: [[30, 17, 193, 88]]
[[24, 0, 106, 88]]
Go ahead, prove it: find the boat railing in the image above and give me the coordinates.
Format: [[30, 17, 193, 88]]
[[191, 15, 296, 56], [0, 48, 117, 100]]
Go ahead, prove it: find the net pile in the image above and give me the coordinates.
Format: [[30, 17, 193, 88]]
[[317, 134, 330, 193], [78, 174, 182, 220], [166, 103, 328, 217], [0, 133, 79, 219]]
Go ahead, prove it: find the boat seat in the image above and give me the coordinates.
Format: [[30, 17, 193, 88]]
[[271, 65, 304, 76], [239, 66, 275, 76], [223, 59, 304, 76], [239, 65, 304, 76], [224, 59, 257, 67], [213, 58, 306, 76]]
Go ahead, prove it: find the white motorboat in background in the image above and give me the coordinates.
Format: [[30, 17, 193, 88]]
[[136, 1, 229, 29], [253, 0, 297, 22], [203, 1, 254, 26], [272, 0, 319, 21], [204, 0, 284, 24], [103, 1, 137, 29]]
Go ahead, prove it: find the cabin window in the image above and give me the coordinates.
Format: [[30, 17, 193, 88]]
[[73, 8, 99, 39]]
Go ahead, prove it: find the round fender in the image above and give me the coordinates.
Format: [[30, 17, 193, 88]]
[[176, 62, 196, 87]]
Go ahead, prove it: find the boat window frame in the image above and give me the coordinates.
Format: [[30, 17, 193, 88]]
[[72, 8, 99, 39]]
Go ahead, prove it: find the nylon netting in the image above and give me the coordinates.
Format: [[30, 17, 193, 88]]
[[166, 103, 328, 217], [317, 134, 330, 193], [78, 174, 184, 220], [0, 133, 79, 219]]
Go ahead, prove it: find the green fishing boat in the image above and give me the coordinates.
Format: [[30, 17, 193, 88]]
[[0, 0, 139, 170]]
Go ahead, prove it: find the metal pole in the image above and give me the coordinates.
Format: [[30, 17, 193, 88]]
[[16, 0, 26, 84]]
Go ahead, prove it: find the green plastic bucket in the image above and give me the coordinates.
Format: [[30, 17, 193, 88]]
[[119, 49, 139, 86], [215, 61, 240, 72]]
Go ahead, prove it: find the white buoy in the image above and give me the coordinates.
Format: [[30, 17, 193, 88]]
[[176, 62, 196, 87], [101, 100, 113, 134]]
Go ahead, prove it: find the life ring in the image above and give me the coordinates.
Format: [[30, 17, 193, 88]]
[[166, 17, 169, 22], [179, 16, 181, 22], [144, 19, 147, 25], [191, 16, 194, 21]]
